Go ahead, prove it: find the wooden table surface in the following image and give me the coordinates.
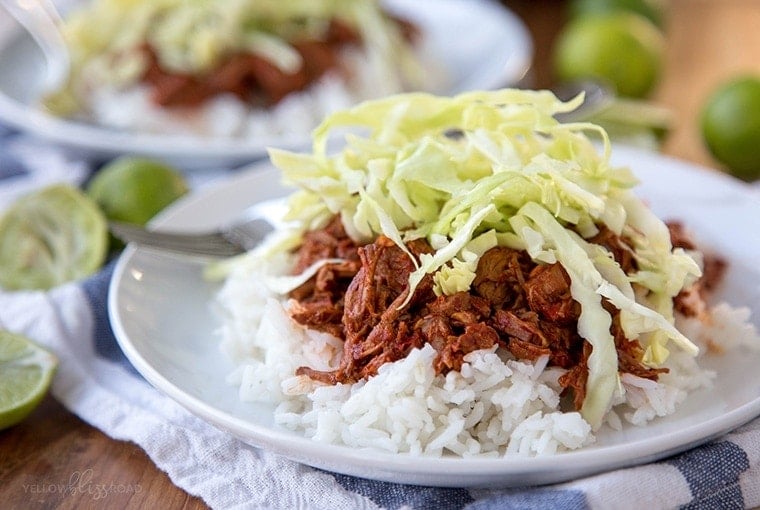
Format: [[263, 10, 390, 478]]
[[2, 1, 760, 508]]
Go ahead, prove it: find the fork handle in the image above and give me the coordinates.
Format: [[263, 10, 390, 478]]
[[109, 221, 244, 257]]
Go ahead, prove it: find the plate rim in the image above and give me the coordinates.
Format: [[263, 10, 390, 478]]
[[108, 146, 760, 486]]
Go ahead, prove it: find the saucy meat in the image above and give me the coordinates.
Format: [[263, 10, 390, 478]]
[[288, 217, 720, 409], [668, 221, 727, 317], [140, 16, 416, 109], [141, 19, 359, 108]]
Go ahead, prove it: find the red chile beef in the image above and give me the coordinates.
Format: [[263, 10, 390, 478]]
[[295, 235, 435, 384], [141, 19, 362, 108], [667, 221, 727, 316], [287, 217, 721, 408], [140, 16, 418, 109], [287, 216, 361, 339]]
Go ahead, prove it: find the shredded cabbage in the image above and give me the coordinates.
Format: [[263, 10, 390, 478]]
[[268, 88, 702, 429]]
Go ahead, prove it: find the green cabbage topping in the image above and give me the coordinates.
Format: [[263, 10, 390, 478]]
[[268, 88, 702, 429]]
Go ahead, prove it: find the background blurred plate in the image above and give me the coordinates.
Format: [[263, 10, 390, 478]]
[[109, 146, 760, 487], [0, 0, 532, 170]]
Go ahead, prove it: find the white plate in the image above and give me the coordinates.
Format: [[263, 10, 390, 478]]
[[0, 0, 532, 169], [109, 146, 760, 487]]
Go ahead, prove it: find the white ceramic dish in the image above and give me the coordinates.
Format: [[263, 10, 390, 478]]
[[109, 146, 760, 487], [0, 0, 532, 169]]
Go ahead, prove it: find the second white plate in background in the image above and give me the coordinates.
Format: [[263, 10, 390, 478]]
[[0, 0, 532, 169]]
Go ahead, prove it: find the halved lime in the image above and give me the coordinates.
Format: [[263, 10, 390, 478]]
[[0, 331, 58, 430], [0, 184, 108, 290]]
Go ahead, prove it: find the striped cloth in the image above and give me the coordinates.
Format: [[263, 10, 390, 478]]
[[1, 126, 759, 509]]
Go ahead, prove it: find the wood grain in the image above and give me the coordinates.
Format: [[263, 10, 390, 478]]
[[2, 1, 759, 508], [503, 0, 568, 89], [0, 395, 208, 509]]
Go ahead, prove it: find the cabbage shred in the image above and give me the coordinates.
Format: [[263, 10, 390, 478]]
[[268, 89, 702, 429]]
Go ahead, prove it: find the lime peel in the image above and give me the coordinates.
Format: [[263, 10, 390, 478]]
[[0, 184, 108, 291], [553, 12, 665, 98], [569, 0, 665, 28], [87, 157, 189, 226], [0, 331, 58, 430], [700, 76, 760, 181]]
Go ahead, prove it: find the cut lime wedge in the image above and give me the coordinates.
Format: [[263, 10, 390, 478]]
[[0, 331, 58, 430], [0, 184, 108, 290]]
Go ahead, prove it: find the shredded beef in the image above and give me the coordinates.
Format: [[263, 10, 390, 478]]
[[611, 314, 668, 380], [667, 221, 696, 250], [287, 216, 725, 411], [588, 226, 637, 274], [525, 263, 580, 324], [289, 215, 360, 301], [286, 216, 361, 337], [416, 292, 498, 373], [140, 15, 417, 109], [438, 323, 501, 373], [296, 236, 434, 384], [701, 255, 727, 292], [472, 247, 530, 308], [141, 19, 361, 108], [558, 342, 592, 411], [668, 221, 728, 317]]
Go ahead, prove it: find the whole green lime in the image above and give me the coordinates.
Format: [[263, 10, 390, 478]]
[[569, 0, 664, 27], [553, 12, 665, 98], [700, 76, 760, 181], [87, 157, 189, 225]]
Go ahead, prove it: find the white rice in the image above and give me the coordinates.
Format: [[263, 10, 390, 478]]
[[215, 247, 760, 457], [87, 46, 446, 140]]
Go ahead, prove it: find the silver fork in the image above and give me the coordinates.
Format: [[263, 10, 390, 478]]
[[110, 199, 284, 257]]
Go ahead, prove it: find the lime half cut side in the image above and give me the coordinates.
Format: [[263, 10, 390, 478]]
[[0, 331, 58, 430], [0, 184, 108, 291]]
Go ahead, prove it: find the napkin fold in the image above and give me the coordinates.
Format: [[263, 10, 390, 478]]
[[1, 127, 759, 510]]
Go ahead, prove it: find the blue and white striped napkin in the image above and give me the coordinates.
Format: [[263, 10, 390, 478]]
[[1, 126, 759, 510]]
